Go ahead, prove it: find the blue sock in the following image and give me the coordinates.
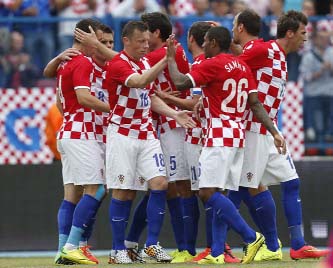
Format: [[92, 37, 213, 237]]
[[207, 192, 256, 243], [109, 198, 131, 250], [126, 195, 149, 243], [281, 178, 305, 250], [67, 194, 100, 247], [146, 190, 167, 247], [204, 201, 213, 248], [251, 191, 279, 251], [242, 191, 264, 233], [57, 200, 76, 251], [211, 207, 227, 257], [182, 195, 200, 255], [167, 197, 186, 251], [81, 201, 102, 243]]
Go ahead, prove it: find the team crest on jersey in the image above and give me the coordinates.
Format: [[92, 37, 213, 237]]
[[138, 176, 146, 185], [118, 174, 125, 184], [247, 172, 253, 182]]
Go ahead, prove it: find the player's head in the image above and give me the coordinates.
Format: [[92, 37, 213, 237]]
[[74, 18, 101, 56], [93, 24, 114, 64], [277, 10, 308, 52], [232, 9, 260, 44], [141, 12, 172, 51], [203, 26, 231, 58], [122, 20, 149, 60], [187, 21, 212, 54]]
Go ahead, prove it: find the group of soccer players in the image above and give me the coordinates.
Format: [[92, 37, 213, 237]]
[[44, 7, 330, 265]]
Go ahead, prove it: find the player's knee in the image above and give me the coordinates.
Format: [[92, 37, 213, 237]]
[[150, 176, 168, 191]]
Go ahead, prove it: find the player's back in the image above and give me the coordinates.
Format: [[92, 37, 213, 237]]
[[239, 39, 287, 134], [57, 54, 93, 115]]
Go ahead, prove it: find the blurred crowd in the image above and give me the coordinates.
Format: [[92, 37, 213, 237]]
[[0, 0, 333, 145]]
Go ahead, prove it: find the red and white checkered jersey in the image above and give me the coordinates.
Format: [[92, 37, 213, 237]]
[[57, 54, 96, 140], [146, 43, 190, 133], [187, 53, 257, 148], [185, 54, 205, 145], [106, 51, 157, 140], [91, 61, 109, 143], [239, 39, 287, 135]]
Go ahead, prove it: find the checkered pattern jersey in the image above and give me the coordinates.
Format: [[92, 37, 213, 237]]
[[187, 53, 257, 148], [91, 61, 109, 143], [239, 39, 288, 135], [146, 44, 190, 134], [106, 51, 157, 140], [57, 54, 97, 140], [185, 54, 205, 145]]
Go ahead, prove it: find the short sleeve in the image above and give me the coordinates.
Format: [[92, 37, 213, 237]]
[[73, 57, 93, 89]]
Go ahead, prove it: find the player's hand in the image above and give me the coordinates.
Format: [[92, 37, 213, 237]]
[[174, 110, 197, 129], [193, 98, 203, 121], [205, 21, 220, 27], [57, 48, 81, 61], [74, 25, 98, 48], [230, 40, 242, 56], [166, 34, 177, 60], [273, 133, 286, 154]]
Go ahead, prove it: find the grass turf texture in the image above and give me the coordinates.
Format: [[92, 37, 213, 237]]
[[0, 255, 325, 268]]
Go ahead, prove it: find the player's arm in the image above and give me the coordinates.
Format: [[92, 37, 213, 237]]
[[76, 88, 110, 113], [247, 91, 286, 154], [166, 36, 193, 91], [56, 90, 63, 115], [151, 95, 196, 129], [126, 57, 167, 88], [155, 90, 200, 110], [75, 26, 117, 61], [43, 48, 81, 78]]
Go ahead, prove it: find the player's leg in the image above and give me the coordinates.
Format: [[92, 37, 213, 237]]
[[265, 137, 329, 260], [137, 139, 171, 263], [160, 128, 186, 254], [106, 130, 143, 264], [198, 147, 264, 264]]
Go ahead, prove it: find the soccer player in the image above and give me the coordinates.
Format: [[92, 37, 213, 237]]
[[124, 12, 194, 263], [105, 20, 196, 264], [44, 19, 114, 265], [231, 9, 330, 260], [166, 26, 286, 264], [155, 21, 240, 264]]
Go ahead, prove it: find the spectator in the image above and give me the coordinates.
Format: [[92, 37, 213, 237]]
[[2, 31, 40, 88], [243, 0, 269, 17], [261, 0, 284, 40], [168, 0, 195, 17], [230, 0, 247, 16], [111, 0, 161, 17], [45, 103, 63, 161], [299, 27, 333, 142], [55, 0, 96, 53], [192, 0, 210, 16], [210, 0, 230, 17], [14, 0, 55, 71]]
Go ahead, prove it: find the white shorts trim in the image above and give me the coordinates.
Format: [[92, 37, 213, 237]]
[[160, 127, 189, 182], [199, 146, 244, 191], [57, 139, 106, 186], [184, 142, 202, 191], [106, 128, 166, 190], [239, 131, 298, 188]]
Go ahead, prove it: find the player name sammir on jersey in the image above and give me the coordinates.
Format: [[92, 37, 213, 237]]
[[225, 60, 246, 73]]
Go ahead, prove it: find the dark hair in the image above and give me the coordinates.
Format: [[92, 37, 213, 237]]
[[206, 26, 231, 52], [188, 22, 212, 47], [141, 12, 172, 41], [98, 23, 113, 35], [237, 9, 261, 36], [75, 18, 101, 43], [122, 21, 148, 39], [276, 10, 308, 38]]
